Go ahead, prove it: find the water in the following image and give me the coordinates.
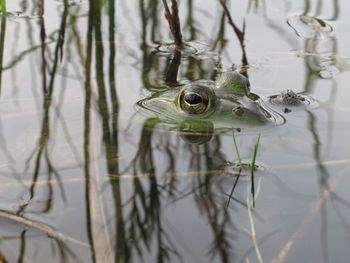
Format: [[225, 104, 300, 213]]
[[0, 0, 350, 262]]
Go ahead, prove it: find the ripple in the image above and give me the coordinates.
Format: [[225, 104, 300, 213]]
[[54, 0, 83, 4], [156, 41, 209, 56], [223, 161, 265, 177], [1, 11, 40, 20], [258, 100, 286, 126], [287, 15, 333, 39]]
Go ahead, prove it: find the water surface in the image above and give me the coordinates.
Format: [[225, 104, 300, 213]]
[[0, 0, 350, 262]]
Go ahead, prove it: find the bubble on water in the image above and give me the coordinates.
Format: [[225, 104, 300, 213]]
[[287, 15, 333, 39]]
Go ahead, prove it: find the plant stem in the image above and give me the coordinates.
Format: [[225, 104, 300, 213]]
[[247, 133, 263, 262], [250, 133, 261, 206], [0, 0, 6, 16], [162, 0, 183, 50], [247, 189, 264, 263]]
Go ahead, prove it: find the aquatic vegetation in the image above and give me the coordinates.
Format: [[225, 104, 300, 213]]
[[0, 0, 5, 15]]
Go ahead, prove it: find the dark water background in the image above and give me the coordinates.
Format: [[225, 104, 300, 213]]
[[0, 0, 350, 262]]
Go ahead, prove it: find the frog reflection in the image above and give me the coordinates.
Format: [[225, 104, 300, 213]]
[[138, 71, 283, 136], [178, 119, 214, 144]]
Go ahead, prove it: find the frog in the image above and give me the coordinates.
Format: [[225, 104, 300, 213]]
[[137, 71, 284, 135]]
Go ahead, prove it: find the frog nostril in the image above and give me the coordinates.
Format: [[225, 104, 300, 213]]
[[184, 92, 203, 105]]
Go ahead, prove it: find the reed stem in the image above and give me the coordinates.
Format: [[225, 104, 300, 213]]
[[162, 0, 183, 50]]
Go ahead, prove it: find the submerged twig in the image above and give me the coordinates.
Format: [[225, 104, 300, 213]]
[[162, 0, 183, 50], [246, 134, 263, 262], [271, 171, 346, 263], [247, 179, 264, 263], [0, 209, 88, 247]]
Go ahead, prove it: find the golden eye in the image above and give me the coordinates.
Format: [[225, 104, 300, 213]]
[[177, 84, 216, 115]]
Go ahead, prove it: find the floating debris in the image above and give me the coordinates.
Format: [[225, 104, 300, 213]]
[[269, 90, 318, 109], [287, 15, 333, 39]]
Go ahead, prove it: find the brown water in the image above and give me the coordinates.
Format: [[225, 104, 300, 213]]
[[0, 0, 350, 262]]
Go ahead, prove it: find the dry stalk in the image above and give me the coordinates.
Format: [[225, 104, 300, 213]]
[[162, 0, 183, 50], [0, 209, 88, 247]]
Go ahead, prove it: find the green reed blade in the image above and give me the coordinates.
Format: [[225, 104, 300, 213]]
[[249, 133, 261, 207], [0, 0, 6, 16]]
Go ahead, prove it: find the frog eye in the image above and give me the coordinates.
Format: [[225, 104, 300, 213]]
[[177, 84, 216, 115], [183, 92, 203, 105]]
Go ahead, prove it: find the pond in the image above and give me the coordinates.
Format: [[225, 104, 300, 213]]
[[0, 0, 350, 262]]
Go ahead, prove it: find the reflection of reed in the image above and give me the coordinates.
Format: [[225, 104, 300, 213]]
[[303, 0, 339, 20], [106, 0, 125, 257], [133, 2, 257, 260], [91, 0, 127, 261], [303, 37, 338, 92], [218, 0, 248, 67], [20, 1, 69, 214], [0, 1, 93, 260], [184, 0, 198, 40], [139, 0, 222, 91], [38, 0, 47, 94], [212, 11, 227, 54], [247, 0, 266, 14], [0, 1, 6, 93], [126, 116, 247, 262], [190, 141, 232, 262], [139, 0, 174, 91], [127, 118, 184, 262], [84, 0, 95, 262], [18, 230, 26, 263], [272, 110, 348, 263], [307, 110, 331, 263]]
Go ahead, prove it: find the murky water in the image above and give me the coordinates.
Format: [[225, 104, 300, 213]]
[[0, 0, 350, 262]]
